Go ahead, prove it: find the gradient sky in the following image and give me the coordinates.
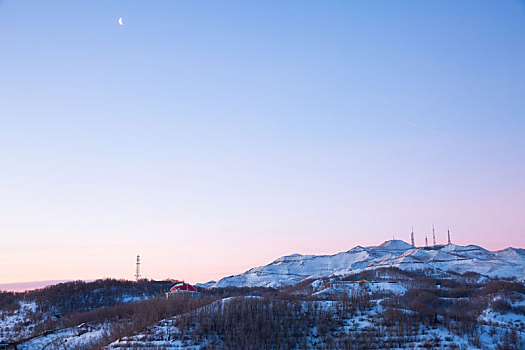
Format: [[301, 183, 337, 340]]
[[1, 1, 524, 284]]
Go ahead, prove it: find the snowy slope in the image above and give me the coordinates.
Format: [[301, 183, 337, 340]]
[[213, 247, 376, 288], [211, 240, 525, 288], [195, 280, 216, 288]]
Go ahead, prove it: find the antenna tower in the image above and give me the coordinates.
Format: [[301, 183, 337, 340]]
[[425, 235, 428, 247], [432, 224, 436, 246], [411, 227, 415, 247], [447, 229, 451, 245], [135, 254, 141, 281]]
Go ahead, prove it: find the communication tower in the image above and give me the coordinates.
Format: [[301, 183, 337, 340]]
[[135, 254, 141, 281], [432, 224, 436, 246], [411, 227, 415, 246], [425, 235, 428, 247], [447, 229, 451, 245]]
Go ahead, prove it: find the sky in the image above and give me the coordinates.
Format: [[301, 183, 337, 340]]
[[1, 0, 524, 285]]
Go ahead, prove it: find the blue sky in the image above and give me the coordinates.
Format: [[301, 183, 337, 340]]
[[1, 1, 524, 283]]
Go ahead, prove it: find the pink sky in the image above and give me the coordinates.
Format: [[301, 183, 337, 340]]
[[1, 1, 524, 285]]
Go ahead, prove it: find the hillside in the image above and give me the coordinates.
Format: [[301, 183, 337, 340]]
[[211, 240, 525, 288], [107, 275, 525, 349]]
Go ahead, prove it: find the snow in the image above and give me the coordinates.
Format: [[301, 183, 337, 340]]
[[0, 301, 39, 340], [479, 309, 525, 328], [194, 280, 216, 288], [377, 239, 415, 250], [211, 240, 525, 288], [478, 296, 525, 331], [121, 295, 148, 303], [312, 281, 407, 297], [17, 323, 111, 349]]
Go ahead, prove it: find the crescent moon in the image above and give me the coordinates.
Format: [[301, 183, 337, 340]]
[[118, 17, 123, 26]]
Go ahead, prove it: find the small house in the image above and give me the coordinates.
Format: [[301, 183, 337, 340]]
[[166, 281, 199, 299], [77, 323, 93, 336]]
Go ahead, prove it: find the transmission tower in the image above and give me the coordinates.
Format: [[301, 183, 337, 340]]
[[411, 227, 415, 247], [432, 224, 436, 246], [135, 254, 141, 281]]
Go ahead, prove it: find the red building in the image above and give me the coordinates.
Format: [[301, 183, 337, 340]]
[[166, 281, 199, 299]]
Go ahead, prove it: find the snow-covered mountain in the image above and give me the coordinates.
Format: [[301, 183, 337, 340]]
[[211, 240, 525, 288], [195, 280, 216, 288]]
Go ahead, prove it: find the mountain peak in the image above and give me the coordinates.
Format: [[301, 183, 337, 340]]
[[377, 239, 414, 250]]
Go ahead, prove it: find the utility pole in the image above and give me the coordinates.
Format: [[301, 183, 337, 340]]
[[135, 255, 141, 281], [432, 224, 436, 246]]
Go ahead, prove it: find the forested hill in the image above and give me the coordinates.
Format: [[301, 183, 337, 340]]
[[1, 279, 173, 316]]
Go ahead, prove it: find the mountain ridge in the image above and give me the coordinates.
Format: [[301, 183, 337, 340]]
[[210, 240, 525, 288]]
